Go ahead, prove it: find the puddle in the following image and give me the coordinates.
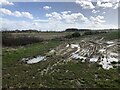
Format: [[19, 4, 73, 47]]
[[107, 56, 118, 62], [99, 57, 113, 70], [71, 44, 80, 49], [69, 42, 119, 70], [90, 57, 98, 62], [66, 44, 70, 48], [99, 49, 106, 53], [21, 40, 118, 70], [71, 53, 86, 60], [106, 41, 114, 44], [109, 52, 118, 57], [107, 44, 116, 48], [99, 56, 118, 70], [22, 56, 46, 64]]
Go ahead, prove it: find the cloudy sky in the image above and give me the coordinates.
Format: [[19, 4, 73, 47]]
[[0, 0, 119, 31]]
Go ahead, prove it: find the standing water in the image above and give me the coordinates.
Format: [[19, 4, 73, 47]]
[[22, 56, 46, 64]]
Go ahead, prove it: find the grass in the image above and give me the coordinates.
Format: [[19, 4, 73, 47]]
[[2, 40, 64, 88], [9, 32, 73, 40], [2, 40, 62, 67], [2, 31, 120, 88], [102, 31, 119, 40], [33, 60, 119, 88], [66, 62, 119, 88]]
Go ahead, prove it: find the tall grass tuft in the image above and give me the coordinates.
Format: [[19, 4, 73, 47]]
[[2, 33, 43, 46]]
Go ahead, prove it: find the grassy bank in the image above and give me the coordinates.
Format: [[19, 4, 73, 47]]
[[2, 40, 62, 67], [2, 40, 63, 88]]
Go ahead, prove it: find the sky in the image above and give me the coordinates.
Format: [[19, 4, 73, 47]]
[[0, 0, 119, 31]]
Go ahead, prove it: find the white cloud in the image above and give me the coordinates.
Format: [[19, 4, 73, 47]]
[[75, 0, 119, 9], [43, 6, 51, 10], [102, 11, 106, 14], [90, 15, 105, 25], [113, 3, 119, 9], [32, 22, 38, 26], [1, 18, 44, 30], [46, 12, 62, 20], [97, 0, 120, 9], [61, 11, 71, 14], [14, 11, 22, 17], [34, 19, 49, 22], [1, 16, 117, 31], [0, 8, 12, 15], [97, 1, 113, 8], [98, 0, 119, 2], [92, 9, 100, 13], [76, 0, 95, 9], [62, 12, 88, 23], [0, 0, 14, 5], [0, 8, 34, 19], [21, 12, 33, 19], [98, 0, 110, 2], [46, 11, 88, 24], [33, 0, 38, 1]]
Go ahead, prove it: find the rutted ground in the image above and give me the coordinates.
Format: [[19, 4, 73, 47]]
[[51, 37, 119, 70], [24, 37, 119, 70]]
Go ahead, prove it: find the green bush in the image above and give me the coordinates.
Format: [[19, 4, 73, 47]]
[[65, 32, 81, 39], [84, 31, 93, 35], [71, 32, 81, 37]]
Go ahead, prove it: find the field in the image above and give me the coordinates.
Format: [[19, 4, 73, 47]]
[[2, 30, 120, 88]]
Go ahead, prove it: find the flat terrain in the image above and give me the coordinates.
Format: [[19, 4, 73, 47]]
[[2, 31, 120, 88], [10, 32, 73, 40]]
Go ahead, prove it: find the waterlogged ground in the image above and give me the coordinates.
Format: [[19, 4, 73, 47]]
[[52, 38, 119, 70], [2, 33, 120, 88], [22, 37, 119, 70], [21, 56, 46, 64]]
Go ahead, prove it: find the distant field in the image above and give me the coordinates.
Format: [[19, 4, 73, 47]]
[[10, 32, 73, 40], [2, 32, 73, 46], [3, 30, 119, 41]]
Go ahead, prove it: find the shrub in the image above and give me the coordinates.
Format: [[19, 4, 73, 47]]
[[71, 32, 81, 37], [65, 32, 81, 39], [84, 31, 93, 35]]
